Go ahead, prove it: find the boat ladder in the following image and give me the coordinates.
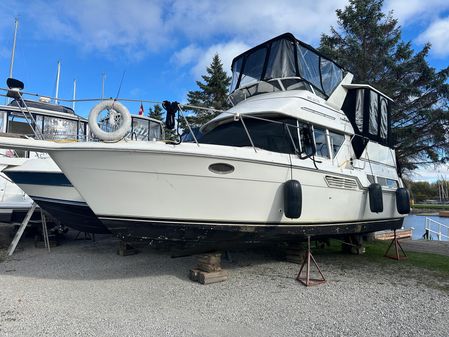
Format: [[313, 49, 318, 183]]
[[424, 217, 449, 241]]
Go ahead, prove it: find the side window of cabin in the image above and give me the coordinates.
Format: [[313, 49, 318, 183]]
[[314, 127, 330, 158], [377, 177, 398, 189], [198, 117, 299, 154], [329, 131, 345, 157]]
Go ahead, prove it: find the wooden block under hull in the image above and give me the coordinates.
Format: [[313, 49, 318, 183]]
[[189, 269, 228, 285]]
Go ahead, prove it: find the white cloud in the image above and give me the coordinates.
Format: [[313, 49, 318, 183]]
[[385, 0, 449, 24], [167, 0, 347, 44], [191, 41, 250, 79], [417, 16, 449, 57], [1, 0, 448, 65], [0, 0, 348, 61], [171, 45, 202, 66], [23, 0, 168, 60]]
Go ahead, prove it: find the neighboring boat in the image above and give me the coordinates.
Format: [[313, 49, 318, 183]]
[[0, 33, 410, 246], [3, 110, 165, 234], [0, 93, 88, 223]]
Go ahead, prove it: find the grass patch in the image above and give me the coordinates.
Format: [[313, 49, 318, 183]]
[[314, 239, 449, 276]]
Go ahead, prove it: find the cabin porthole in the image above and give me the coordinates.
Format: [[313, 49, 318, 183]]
[[208, 163, 235, 174]]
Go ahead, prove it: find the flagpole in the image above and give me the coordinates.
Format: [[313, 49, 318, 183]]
[[101, 73, 106, 100]]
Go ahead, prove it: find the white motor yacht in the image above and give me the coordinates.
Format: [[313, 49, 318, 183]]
[[0, 33, 410, 245]]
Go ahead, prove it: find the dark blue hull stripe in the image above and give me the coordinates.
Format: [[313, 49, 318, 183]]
[[30, 196, 110, 234], [4, 171, 73, 187]]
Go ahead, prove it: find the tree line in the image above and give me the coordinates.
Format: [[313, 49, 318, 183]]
[[405, 179, 449, 203]]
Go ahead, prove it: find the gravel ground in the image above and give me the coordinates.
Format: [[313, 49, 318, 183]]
[[0, 234, 448, 337]]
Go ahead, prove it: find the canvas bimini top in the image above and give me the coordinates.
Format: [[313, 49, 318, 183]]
[[229, 33, 345, 98]]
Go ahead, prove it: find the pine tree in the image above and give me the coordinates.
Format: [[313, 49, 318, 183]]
[[185, 54, 232, 128], [148, 104, 163, 121], [320, 0, 449, 172]]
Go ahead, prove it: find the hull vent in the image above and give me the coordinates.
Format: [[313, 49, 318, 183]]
[[325, 175, 358, 190]]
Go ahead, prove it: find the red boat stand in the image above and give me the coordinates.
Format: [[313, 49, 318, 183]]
[[296, 236, 326, 286], [384, 229, 407, 260]]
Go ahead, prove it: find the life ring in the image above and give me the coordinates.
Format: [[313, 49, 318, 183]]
[[88, 99, 131, 142]]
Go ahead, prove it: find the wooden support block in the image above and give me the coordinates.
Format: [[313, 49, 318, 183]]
[[197, 262, 222, 273], [197, 270, 228, 285], [189, 269, 201, 282], [197, 253, 221, 265]]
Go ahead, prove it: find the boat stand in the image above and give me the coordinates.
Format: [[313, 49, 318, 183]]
[[296, 236, 326, 286], [40, 210, 51, 252], [384, 229, 407, 260], [7, 203, 37, 256]]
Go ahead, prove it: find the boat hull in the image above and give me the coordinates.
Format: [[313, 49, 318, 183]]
[[31, 197, 110, 234], [42, 142, 405, 243]]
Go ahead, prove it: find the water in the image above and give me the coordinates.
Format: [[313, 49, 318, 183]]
[[403, 215, 449, 241]]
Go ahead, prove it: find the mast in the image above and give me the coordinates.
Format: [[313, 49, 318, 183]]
[[9, 18, 18, 79], [72, 79, 76, 110], [55, 60, 61, 104], [101, 73, 106, 99]]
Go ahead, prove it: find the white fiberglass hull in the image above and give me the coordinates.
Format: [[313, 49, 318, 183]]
[[0, 138, 404, 242], [44, 141, 403, 242]]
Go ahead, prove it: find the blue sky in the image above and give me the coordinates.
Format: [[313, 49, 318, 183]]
[[0, 0, 448, 180]]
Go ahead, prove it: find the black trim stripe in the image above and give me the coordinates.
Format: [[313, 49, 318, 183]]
[[4, 171, 73, 187], [30, 196, 87, 207], [99, 214, 404, 228]]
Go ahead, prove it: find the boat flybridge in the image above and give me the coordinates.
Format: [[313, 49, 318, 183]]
[[0, 78, 165, 233], [0, 33, 410, 246]]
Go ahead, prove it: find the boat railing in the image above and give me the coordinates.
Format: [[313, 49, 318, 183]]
[[0, 85, 308, 158], [424, 217, 449, 241]]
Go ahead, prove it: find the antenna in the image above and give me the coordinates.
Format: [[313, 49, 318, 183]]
[[55, 61, 61, 104], [6, 18, 19, 104], [9, 18, 18, 79]]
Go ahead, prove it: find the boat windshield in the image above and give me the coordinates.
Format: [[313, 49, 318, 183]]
[[229, 78, 317, 105], [1, 110, 87, 141], [94, 115, 164, 141], [130, 117, 163, 141], [35, 114, 86, 141], [230, 34, 344, 98]]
